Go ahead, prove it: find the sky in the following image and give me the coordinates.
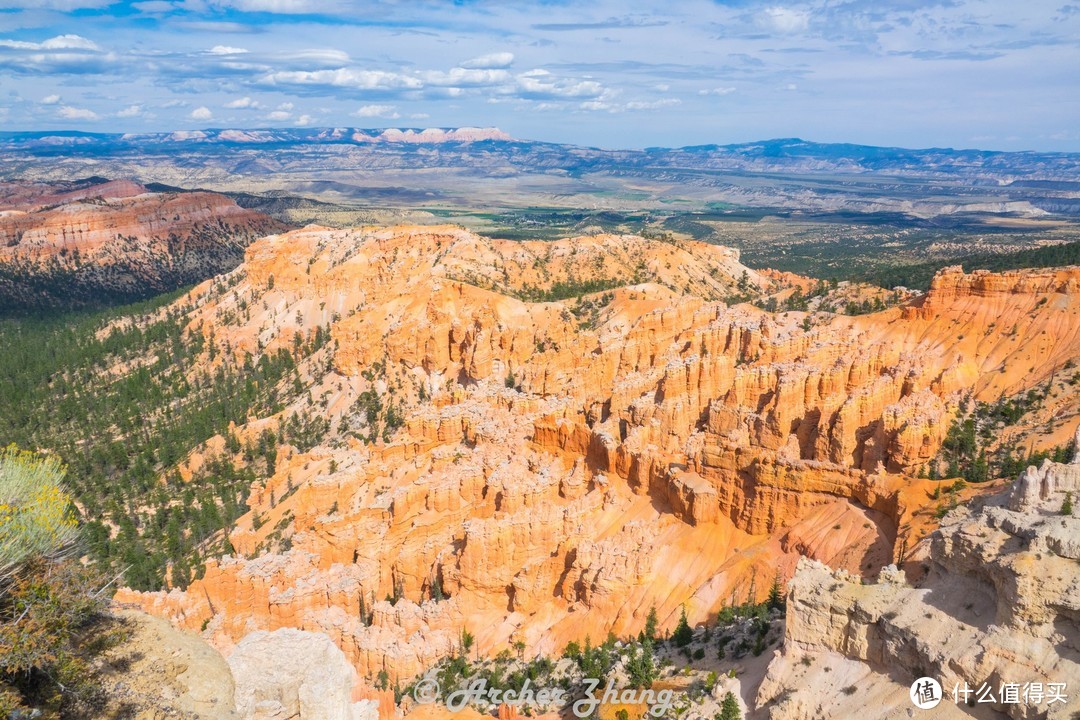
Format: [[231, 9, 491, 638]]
[[0, 0, 1078, 151]]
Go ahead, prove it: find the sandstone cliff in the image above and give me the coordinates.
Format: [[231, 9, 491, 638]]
[[113, 226, 1080, 699], [0, 178, 286, 311], [757, 427, 1080, 719]]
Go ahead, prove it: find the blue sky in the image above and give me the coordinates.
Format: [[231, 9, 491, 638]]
[[0, 0, 1077, 151]]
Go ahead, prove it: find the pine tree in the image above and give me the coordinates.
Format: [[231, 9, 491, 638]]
[[460, 628, 475, 657], [766, 573, 785, 612], [643, 605, 658, 642], [719, 691, 741, 720], [673, 606, 693, 648], [626, 639, 657, 688], [1063, 491, 1074, 516]]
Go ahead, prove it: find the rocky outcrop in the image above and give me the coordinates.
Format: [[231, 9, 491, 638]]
[[758, 441, 1080, 719], [0, 178, 286, 311], [114, 226, 1080, 699], [1007, 425, 1080, 517], [95, 609, 239, 720], [350, 127, 513, 144], [228, 628, 378, 720]]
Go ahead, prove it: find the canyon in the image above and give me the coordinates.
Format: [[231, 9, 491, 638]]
[[0, 178, 285, 311], [106, 223, 1080, 711]]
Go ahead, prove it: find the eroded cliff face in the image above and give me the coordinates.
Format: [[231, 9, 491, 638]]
[[114, 225, 1080, 692], [0, 178, 286, 310], [757, 428, 1080, 720]]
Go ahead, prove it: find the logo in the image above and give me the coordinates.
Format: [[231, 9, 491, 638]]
[[413, 670, 441, 704], [409, 674, 675, 717], [910, 677, 943, 710]]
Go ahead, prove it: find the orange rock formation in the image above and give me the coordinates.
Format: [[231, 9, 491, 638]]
[[115, 225, 1080, 694], [0, 179, 282, 263]]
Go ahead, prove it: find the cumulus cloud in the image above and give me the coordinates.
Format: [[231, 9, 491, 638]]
[[260, 68, 423, 91], [131, 0, 175, 13], [699, 87, 736, 96], [0, 34, 115, 75], [625, 98, 681, 110], [225, 96, 261, 108], [266, 110, 291, 120], [0, 0, 113, 7], [294, 114, 314, 126], [40, 94, 62, 104], [57, 105, 99, 120], [0, 34, 101, 51], [581, 97, 681, 113], [460, 52, 514, 70], [515, 69, 605, 99], [422, 67, 511, 87], [205, 0, 326, 12], [208, 45, 249, 55], [116, 104, 143, 117], [760, 6, 811, 34], [354, 104, 400, 119], [190, 106, 212, 120]]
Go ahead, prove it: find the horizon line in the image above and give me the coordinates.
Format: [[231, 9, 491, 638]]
[[2, 126, 1077, 156]]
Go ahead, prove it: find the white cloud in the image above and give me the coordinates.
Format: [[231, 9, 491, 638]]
[[0, 0, 113, 7], [277, 101, 294, 111], [760, 6, 811, 34], [409, 112, 430, 120], [581, 97, 681, 113], [131, 1, 175, 13], [625, 98, 681, 110], [266, 110, 291, 120], [283, 48, 350, 66], [116, 104, 143, 117], [460, 52, 514, 70], [0, 33, 114, 75], [699, 87, 736, 96], [515, 69, 606, 99], [208, 45, 249, 55], [260, 68, 423, 91], [190, 106, 213, 120], [40, 94, 62, 105], [422, 67, 511, 88], [57, 105, 99, 120], [225, 96, 261, 109], [294, 114, 314, 126], [206, 0, 325, 12], [162, 99, 188, 108], [354, 104, 400, 119], [0, 34, 102, 51]]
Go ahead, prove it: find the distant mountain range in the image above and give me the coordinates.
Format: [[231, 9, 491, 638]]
[[3, 128, 1079, 178], [2, 128, 1079, 216]]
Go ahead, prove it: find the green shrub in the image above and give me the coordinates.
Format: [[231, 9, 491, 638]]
[[0, 448, 122, 716], [0, 446, 79, 582], [0, 559, 112, 717]]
